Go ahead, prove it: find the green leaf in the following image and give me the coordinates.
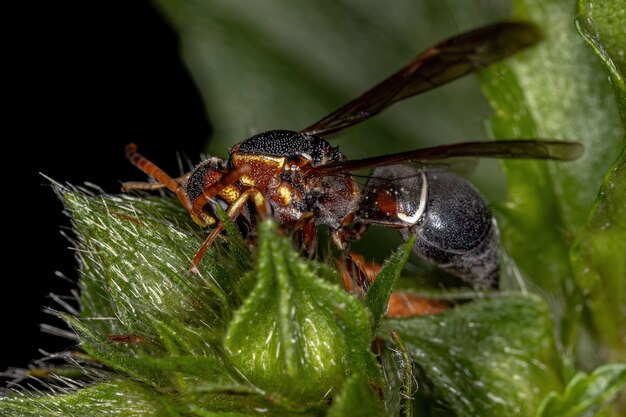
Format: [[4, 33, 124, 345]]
[[64, 191, 249, 345], [377, 334, 412, 417], [376, 331, 429, 416], [0, 377, 300, 417], [571, 0, 626, 366], [364, 236, 414, 334], [389, 331, 415, 417], [224, 220, 381, 404], [536, 363, 626, 417], [187, 410, 255, 417], [141, 355, 240, 384], [61, 313, 164, 385], [385, 294, 564, 417], [0, 380, 300, 417], [186, 410, 260, 417], [326, 373, 386, 417], [570, 151, 626, 363], [0, 380, 161, 417], [577, 0, 626, 120], [479, 0, 625, 354]]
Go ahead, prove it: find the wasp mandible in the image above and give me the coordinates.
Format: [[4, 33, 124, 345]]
[[123, 22, 583, 288]]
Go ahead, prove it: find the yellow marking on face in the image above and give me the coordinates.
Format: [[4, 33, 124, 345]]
[[221, 185, 241, 203], [253, 192, 265, 208], [233, 154, 285, 168], [278, 185, 291, 205], [240, 175, 256, 187]]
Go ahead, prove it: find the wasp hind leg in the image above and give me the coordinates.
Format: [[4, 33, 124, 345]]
[[339, 251, 375, 295]]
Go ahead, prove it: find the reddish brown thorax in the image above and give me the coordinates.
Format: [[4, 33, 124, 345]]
[[187, 130, 360, 229]]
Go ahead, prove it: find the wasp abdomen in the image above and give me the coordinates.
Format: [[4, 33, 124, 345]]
[[358, 166, 499, 289]]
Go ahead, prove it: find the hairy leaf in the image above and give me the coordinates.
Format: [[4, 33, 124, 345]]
[[0, 380, 161, 417], [64, 191, 250, 343], [479, 0, 625, 362], [385, 294, 564, 417], [224, 220, 381, 404], [327, 373, 386, 417], [365, 236, 414, 334]]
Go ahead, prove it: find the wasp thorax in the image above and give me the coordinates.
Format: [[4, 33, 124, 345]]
[[236, 130, 342, 165], [226, 129, 358, 229]]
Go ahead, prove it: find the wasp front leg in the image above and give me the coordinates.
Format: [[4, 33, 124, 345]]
[[190, 187, 268, 273], [345, 222, 370, 243], [297, 215, 317, 257]]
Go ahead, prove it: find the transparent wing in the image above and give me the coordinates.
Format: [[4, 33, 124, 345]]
[[305, 140, 584, 177], [301, 22, 541, 137]]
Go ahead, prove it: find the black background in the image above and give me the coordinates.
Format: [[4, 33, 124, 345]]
[[3, 1, 210, 378]]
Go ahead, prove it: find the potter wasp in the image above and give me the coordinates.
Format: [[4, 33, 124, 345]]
[[123, 22, 583, 288]]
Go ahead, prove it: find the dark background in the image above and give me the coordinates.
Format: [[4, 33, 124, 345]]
[[2, 1, 210, 377]]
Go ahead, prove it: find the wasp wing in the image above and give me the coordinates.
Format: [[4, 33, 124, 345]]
[[301, 22, 541, 137], [306, 140, 583, 177]]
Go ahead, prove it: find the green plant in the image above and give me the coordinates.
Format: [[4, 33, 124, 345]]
[[2, 1, 624, 416]]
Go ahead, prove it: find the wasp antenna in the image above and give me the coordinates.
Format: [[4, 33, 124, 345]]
[[125, 143, 182, 195], [124, 143, 200, 223]]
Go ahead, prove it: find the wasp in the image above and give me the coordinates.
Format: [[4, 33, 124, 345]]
[[123, 22, 583, 288]]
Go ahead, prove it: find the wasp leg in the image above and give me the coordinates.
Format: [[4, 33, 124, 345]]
[[190, 224, 226, 273], [190, 165, 252, 218], [299, 215, 317, 257], [330, 228, 347, 251], [387, 292, 450, 318], [338, 251, 373, 295], [190, 187, 267, 272], [121, 173, 190, 192], [125, 144, 212, 227], [345, 222, 370, 242]]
